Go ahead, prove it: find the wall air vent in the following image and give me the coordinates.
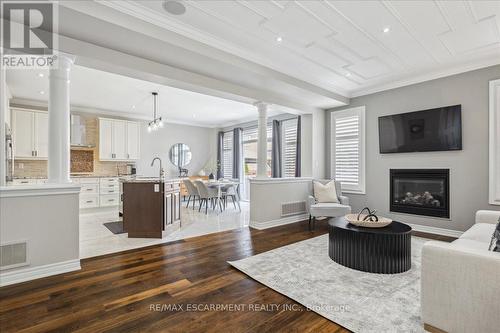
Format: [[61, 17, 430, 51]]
[[281, 201, 307, 217], [0, 241, 28, 270]]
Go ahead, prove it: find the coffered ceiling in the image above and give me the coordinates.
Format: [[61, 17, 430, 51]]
[[96, 0, 500, 97]]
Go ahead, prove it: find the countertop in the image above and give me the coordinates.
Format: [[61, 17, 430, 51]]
[[121, 178, 181, 183], [12, 175, 133, 180]]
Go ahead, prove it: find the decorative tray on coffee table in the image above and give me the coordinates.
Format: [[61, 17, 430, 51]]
[[345, 207, 392, 228]]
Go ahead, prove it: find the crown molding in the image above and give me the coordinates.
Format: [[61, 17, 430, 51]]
[[350, 56, 500, 98]]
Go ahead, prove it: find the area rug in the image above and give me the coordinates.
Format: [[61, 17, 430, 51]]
[[229, 235, 428, 333], [103, 221, 125, 234]]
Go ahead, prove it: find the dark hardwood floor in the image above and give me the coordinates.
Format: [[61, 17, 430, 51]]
[[0, 220, 452, 333]]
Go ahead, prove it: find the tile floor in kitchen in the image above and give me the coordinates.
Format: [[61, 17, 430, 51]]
[[79, 201, 250, 258]]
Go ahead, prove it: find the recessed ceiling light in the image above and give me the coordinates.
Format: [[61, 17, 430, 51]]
[[345, 72, 351, 77], [193, 114, 197, 118], [39, 90, 45, 95], [132, 105, 136, 109], [276, 36, 283, 43], [162, 0, 186, 15], [383, 26, 390, 33], [37, 73, 44, 78]]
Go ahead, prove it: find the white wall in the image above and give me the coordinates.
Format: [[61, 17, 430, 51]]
[[312, 110, 325, 178], [300, 111, 326, 178], [300, 115, 313, 177], [0, 185, 81, 286], [137, 122, 217, 177], [250, 178, 312, 229], [326, 65, 500, 232]]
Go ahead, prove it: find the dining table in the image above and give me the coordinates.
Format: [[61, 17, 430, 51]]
[[205, 179, 240, 213]]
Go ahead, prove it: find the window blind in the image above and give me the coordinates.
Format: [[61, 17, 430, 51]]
[[332, 107, 365, 193], [223, 132, 233, 179], [282, 118, 298, 178]]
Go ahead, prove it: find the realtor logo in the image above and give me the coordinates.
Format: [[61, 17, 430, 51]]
[[1, 1, 58, 68]]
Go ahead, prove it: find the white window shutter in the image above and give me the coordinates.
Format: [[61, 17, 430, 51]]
[[282, 118, 298, 178], [331, 106, 366, 194], [223, 132, 233, 178]]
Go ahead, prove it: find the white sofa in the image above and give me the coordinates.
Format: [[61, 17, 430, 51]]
[[421, 210, 500, 333]]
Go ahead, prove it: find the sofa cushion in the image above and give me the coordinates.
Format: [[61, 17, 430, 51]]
[[313, 180, 339, 203], [460, 223, 496, 243], [450, 239, 490, 252], [310, 203, 351, 217]]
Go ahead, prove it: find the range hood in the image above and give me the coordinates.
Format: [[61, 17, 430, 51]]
[[71, 115, 95, 148]]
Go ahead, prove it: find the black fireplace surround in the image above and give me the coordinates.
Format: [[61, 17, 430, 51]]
[[390, 169, 450, 218]]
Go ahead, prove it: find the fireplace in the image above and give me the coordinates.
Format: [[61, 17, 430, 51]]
[[390, 169, 449, 218]]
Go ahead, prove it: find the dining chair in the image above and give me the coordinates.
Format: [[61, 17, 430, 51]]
[[222, 180, 241, 212], [183, 179, 199, 210], [194, 180, 221, 214]]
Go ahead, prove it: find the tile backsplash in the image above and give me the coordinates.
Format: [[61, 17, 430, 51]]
[[71, 149, 94, 173], [14, 160, 47, 178]]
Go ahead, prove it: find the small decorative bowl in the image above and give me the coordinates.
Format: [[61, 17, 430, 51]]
[[345, 214, 393, 228]]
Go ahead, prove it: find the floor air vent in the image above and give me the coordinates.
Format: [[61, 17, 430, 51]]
[[0, 241, 28, 270], [281, 201, 307, 217]]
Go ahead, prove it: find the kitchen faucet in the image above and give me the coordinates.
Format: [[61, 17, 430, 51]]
[[151, 157, 165, 180]]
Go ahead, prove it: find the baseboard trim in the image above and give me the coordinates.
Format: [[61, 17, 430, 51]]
[[407, 223, 463, 238], [0, 259, 81, 287], [250, 214, 309, 230]]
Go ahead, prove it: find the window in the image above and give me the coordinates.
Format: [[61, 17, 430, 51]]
[[331, 106, 365, 194], [222, 131, 233, 178], [282, 118, 298, 177], [242, 125, 272, 177]]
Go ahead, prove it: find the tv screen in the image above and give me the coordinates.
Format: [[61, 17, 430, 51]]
[[378, 105, 462, 154]]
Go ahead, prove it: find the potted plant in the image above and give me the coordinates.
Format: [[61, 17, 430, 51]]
[[203, 158, 220, 180]]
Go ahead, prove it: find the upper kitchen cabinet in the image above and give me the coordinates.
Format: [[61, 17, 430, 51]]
[[12, 109, 48, 159], [99, 118, 140, 161], [126, 121, 140, 160]]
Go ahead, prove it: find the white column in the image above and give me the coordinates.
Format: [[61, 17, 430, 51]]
[[255, 102, 269, 179], [0, 68, 6, 186], [48, 54, 74, 184]]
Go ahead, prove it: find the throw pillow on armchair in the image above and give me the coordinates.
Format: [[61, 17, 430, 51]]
[[313, 180, 339, 203]]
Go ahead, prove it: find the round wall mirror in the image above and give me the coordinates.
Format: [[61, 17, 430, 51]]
[[169, 143, 192, 167]]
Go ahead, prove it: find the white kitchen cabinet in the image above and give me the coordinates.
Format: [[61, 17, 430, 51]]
[[99, 118, 114, 160], [99, 118, 140, 161], [113, 121, 127, 160], [80, 195, 99, 209], [34, 112, 49, 158], [12, 110, 34, 159], [126, 121, 140, 160], [12, 109, 48, 159], [73, 177, 121, 209]]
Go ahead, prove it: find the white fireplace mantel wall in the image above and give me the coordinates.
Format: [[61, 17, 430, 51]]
[[489, 79, 500, 205]]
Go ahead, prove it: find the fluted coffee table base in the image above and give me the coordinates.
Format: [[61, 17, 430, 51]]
[[328, 217, 412, 274]]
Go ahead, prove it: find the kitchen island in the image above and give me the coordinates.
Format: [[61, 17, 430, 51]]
[[122, 178, 181, 238]]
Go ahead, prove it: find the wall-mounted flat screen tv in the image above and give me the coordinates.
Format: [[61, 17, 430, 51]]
[[378, 105, 462, 154]]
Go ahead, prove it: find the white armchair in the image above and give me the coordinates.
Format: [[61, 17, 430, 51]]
[[307, 179, 351, 230], [421, 210, 500, 333]]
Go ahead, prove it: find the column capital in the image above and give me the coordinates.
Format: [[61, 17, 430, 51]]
[[253, 101, 270, 111], [50, 52, 75, 78]]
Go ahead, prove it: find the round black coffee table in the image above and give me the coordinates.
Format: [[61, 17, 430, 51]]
[[328, 217, 412, 274]]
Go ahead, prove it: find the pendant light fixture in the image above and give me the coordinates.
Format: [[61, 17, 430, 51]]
[[148, 92, 164, 132]]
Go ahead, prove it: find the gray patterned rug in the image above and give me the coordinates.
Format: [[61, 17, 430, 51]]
[[229, 235, 428, 333]]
